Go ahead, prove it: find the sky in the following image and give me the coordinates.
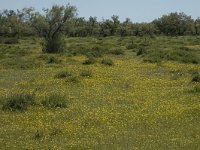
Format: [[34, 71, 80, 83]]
[[0, 0, 199, 22]]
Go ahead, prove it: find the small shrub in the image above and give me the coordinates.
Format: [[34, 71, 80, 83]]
[[42, 93, 67, 108], [101, 59, 114, 66], [4, 37, 19, 44], [43, 34, 66, 53], [80, 70, 92, 77], [126, 43, 138, 50], [66, 75, 79, 83], [34, 130, 44, 140], [82, 57, 96, 65], [193, 85, 200, 93], [88, 46, 103, 57], [2, 93, 35, 111], [136, 47, 146, 56], [109, 48, 124, 55], [55, 71, 72, 79], [47, 56, 60, 64], [192, 72, 200, 82]]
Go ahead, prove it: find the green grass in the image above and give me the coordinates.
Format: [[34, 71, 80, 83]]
[[0, 36, 200, 149]]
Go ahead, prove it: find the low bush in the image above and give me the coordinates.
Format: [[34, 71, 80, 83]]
[[2, 93, 35, 111], [55, 71, 72, 79], [192, 72, 200, 82], [109, 48, 124, 55], [42, 93, 67, 108], [47, 56, 61, 64], [4, 37, 19, 44], [101, 59, 114, 66], [80, 70, 92, 77], [82, 57, 96, 65]]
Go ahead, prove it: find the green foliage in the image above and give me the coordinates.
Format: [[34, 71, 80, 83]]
[[101, 58, 114, 66], [55, 71, 72, 79], [80, 70, 92, 77], [65, 75, 79, 83], [43, 34, 66, 53], [109, 48, 124, 55], [2, 93, 35, 111], [136, 47, 147, 56], [82, 57, 96, 65], [4, 37, 19, 44], [88, 46, 104, 57], [193, 85, 200, 93], [192, 72, 200, 82], [42, 93, 68, 108], [47, 56, 61, 64]]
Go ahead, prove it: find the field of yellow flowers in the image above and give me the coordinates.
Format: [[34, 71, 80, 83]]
[[0, 36, 200, 149]]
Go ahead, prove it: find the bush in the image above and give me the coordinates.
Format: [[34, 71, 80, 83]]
[[2, 93, 35, 111], [192, 72, 200, 82], [47, 56, 60, 64], [101, 59, 114, 66], [88, 46, 103, 57], [193, 85, 200, 93], [136, 47, 146, 56], [82, 57, 96, 65], [55, 71, 72, 79], [42, 93, 67, 108], [109, 48, 124, 55], [80, 70, 92, 77], [4, 37, 19, 44], [43, 34, 66, 53], [126, 43, 137, 50], [66, 75, 79, 83]]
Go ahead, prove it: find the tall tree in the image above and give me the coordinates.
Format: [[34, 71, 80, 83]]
[[30, 4, 77, 53]]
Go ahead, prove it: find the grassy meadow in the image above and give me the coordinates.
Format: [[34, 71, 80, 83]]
[[0, 36, 200, 149]]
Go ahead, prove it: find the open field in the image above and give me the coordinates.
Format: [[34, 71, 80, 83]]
[[0, 36, 200, 149]]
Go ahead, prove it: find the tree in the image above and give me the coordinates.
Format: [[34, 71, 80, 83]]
[[153, 12, 194, 36], [30, 4, 77, 53]]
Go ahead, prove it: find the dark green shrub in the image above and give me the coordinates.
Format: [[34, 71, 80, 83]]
[[47, 56, 60, 64], [4, 37, 19, 44], [34, 130, 44, 140], [43, 34, 66, 53], [193, 85, 200, 93], [88, 46, 103, 57], [192, 72, 200, 82], [137, 47, 146, 56], [55, 71, 72, 79], [82, 57, 96, 65], [80, 70, 92, 77], [126, 43, 138, 49], [109, 48, 124, 55], [66, 75, 79, 83], [2, 93, 35, 111], [42, 93, 67, 108], [101, 59, 114, 66]]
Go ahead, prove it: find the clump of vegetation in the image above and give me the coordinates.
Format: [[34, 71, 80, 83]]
[[109, 48, 124, 55], [34, 130, 44, 140], [47, 56, 61, 64], [101, 59, 114, 66], [66, 75, 79, 83], [191, 72, 200, 82], [2, 93, 35, 111], [193, 85, 200, 93], [82, 57, 96, 65], [4, 37, 19, 44], [55, 71, 72, 79], [80, 70, 92, 77], [136, 47, 147, 56], [126, 43, 138, 49], [88, 46, 104, 57], [42, 93, 68, 108]]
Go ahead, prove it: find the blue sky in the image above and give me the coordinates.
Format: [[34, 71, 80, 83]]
[[0, 0, 199, 22]]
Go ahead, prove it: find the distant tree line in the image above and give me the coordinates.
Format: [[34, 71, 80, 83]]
[[1, 6, 200, 38]]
